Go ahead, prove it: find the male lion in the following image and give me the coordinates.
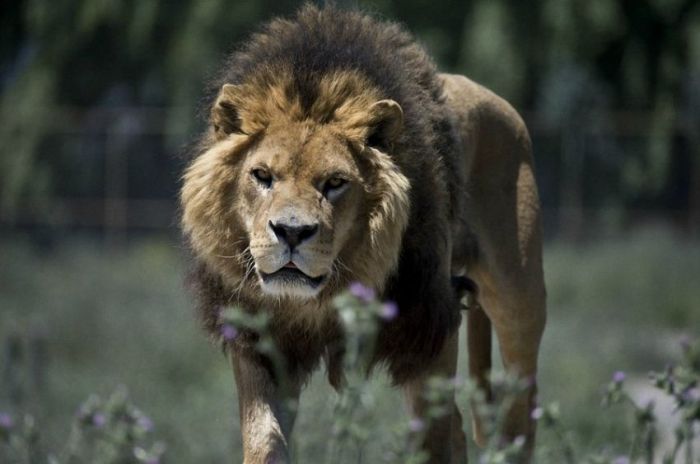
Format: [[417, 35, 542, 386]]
[[180, 5, 546, 463]]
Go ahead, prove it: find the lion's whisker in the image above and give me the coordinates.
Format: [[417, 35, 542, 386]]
[[232, 247, 257, 301]]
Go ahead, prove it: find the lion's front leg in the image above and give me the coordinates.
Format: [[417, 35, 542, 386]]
[[231, 349, 300, 464], [402, 331, 467, 464]]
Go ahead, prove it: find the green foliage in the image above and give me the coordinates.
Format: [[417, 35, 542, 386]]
[[3, 275, 698, 463], [0, 239, 235, 462], [1, 389, 164, 464]]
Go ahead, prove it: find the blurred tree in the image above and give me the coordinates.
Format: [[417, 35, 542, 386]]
[[0, 0, 299, 219], [0, 0, 698, 235], [453, 0, 700, 234]]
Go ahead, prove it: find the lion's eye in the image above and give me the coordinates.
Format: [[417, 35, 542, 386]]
[[326, 177, 346, 189], [251, 168, 272, 187], [323, 176, 348, 197]]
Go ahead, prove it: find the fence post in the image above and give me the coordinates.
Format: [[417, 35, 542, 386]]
[[104, 129, 128, 249], [682, 74, 700, 236], [690, 148, 700, 235], [559, 123, 586, 241]]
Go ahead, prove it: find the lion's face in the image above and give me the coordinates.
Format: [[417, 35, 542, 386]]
[[237, 122, 364, 298], [181, 77, 412, 306]]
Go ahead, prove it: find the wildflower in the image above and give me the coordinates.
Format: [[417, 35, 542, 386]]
[[134, 446, 161, 464], [92, 413, 107, 428], [612, 456, 630, 464], [450, 375, 464, 388], [612, 371, 625, 383], [349, 281, 375, 303], [137, 415, 154, 432], [513, 435, 526, 448], [0, 413, 13, 429], [408, 418, 425, 432], [682, 387, 700, 403], [531, 407, 544, 420], [221, 324, 238, 342], [380, 301, 398, 320]]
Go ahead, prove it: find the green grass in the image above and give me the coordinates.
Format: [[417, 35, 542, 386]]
[[1, 226, 698, 462]]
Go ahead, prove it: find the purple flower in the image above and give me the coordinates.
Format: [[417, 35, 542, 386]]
[[220, 324, 238, 342], [137, 415, 154, 432], [682, 387, 700, 403], [679, 334, 692, 351], [0, 413, 13, 429], [408, 418, 425, 432], [349, 282, 375, 303], [613, 371, 626, 383], [530, 407, 544, 420], [92, 413, 107, 428], [145, 458, 160, 464], [612, 456, 630, 464], [380, 301, 399, 320]]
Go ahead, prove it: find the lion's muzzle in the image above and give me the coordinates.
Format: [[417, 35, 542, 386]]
[[268, 220, 319, 250], [252, 212, 332, 298]]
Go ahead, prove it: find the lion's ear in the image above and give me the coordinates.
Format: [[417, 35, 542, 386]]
[[212, 84, 244, 137], [365, 99, 403, 150]]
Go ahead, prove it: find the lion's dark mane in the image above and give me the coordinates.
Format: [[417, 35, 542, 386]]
[[190, 4, 468, 383]]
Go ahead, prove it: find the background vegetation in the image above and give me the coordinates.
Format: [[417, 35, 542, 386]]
[[1, 0, 699, 237], [1, 229, 698, 462], [1, 0, 698, 462]]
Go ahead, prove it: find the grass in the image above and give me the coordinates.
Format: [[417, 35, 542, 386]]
[[0, 226, 698, 462]]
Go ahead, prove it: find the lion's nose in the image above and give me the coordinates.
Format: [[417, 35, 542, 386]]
[[269, 221, 319, 249]]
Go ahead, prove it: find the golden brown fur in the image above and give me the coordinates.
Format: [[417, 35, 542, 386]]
[[180, 5, 545, 463]]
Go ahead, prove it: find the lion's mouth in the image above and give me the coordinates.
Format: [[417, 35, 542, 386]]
[[259, 266, 326, 288]]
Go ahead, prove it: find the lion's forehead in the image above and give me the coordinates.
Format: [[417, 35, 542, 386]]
[[251, 123, 358, 181]]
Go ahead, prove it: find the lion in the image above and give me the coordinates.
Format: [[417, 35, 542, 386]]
[[180, 5, 546, 463]]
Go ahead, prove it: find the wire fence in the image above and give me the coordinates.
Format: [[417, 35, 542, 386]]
[[1, 107, 697, 246]]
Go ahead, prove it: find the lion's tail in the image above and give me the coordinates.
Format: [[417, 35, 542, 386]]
[[467, 302, 492, 448]]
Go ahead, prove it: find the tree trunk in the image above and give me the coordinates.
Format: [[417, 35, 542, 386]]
[[559, 126, 586, 241]]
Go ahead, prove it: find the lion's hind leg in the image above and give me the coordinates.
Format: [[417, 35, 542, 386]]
[[473, 275, 545, 455], [465, 157, 547, 459]]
